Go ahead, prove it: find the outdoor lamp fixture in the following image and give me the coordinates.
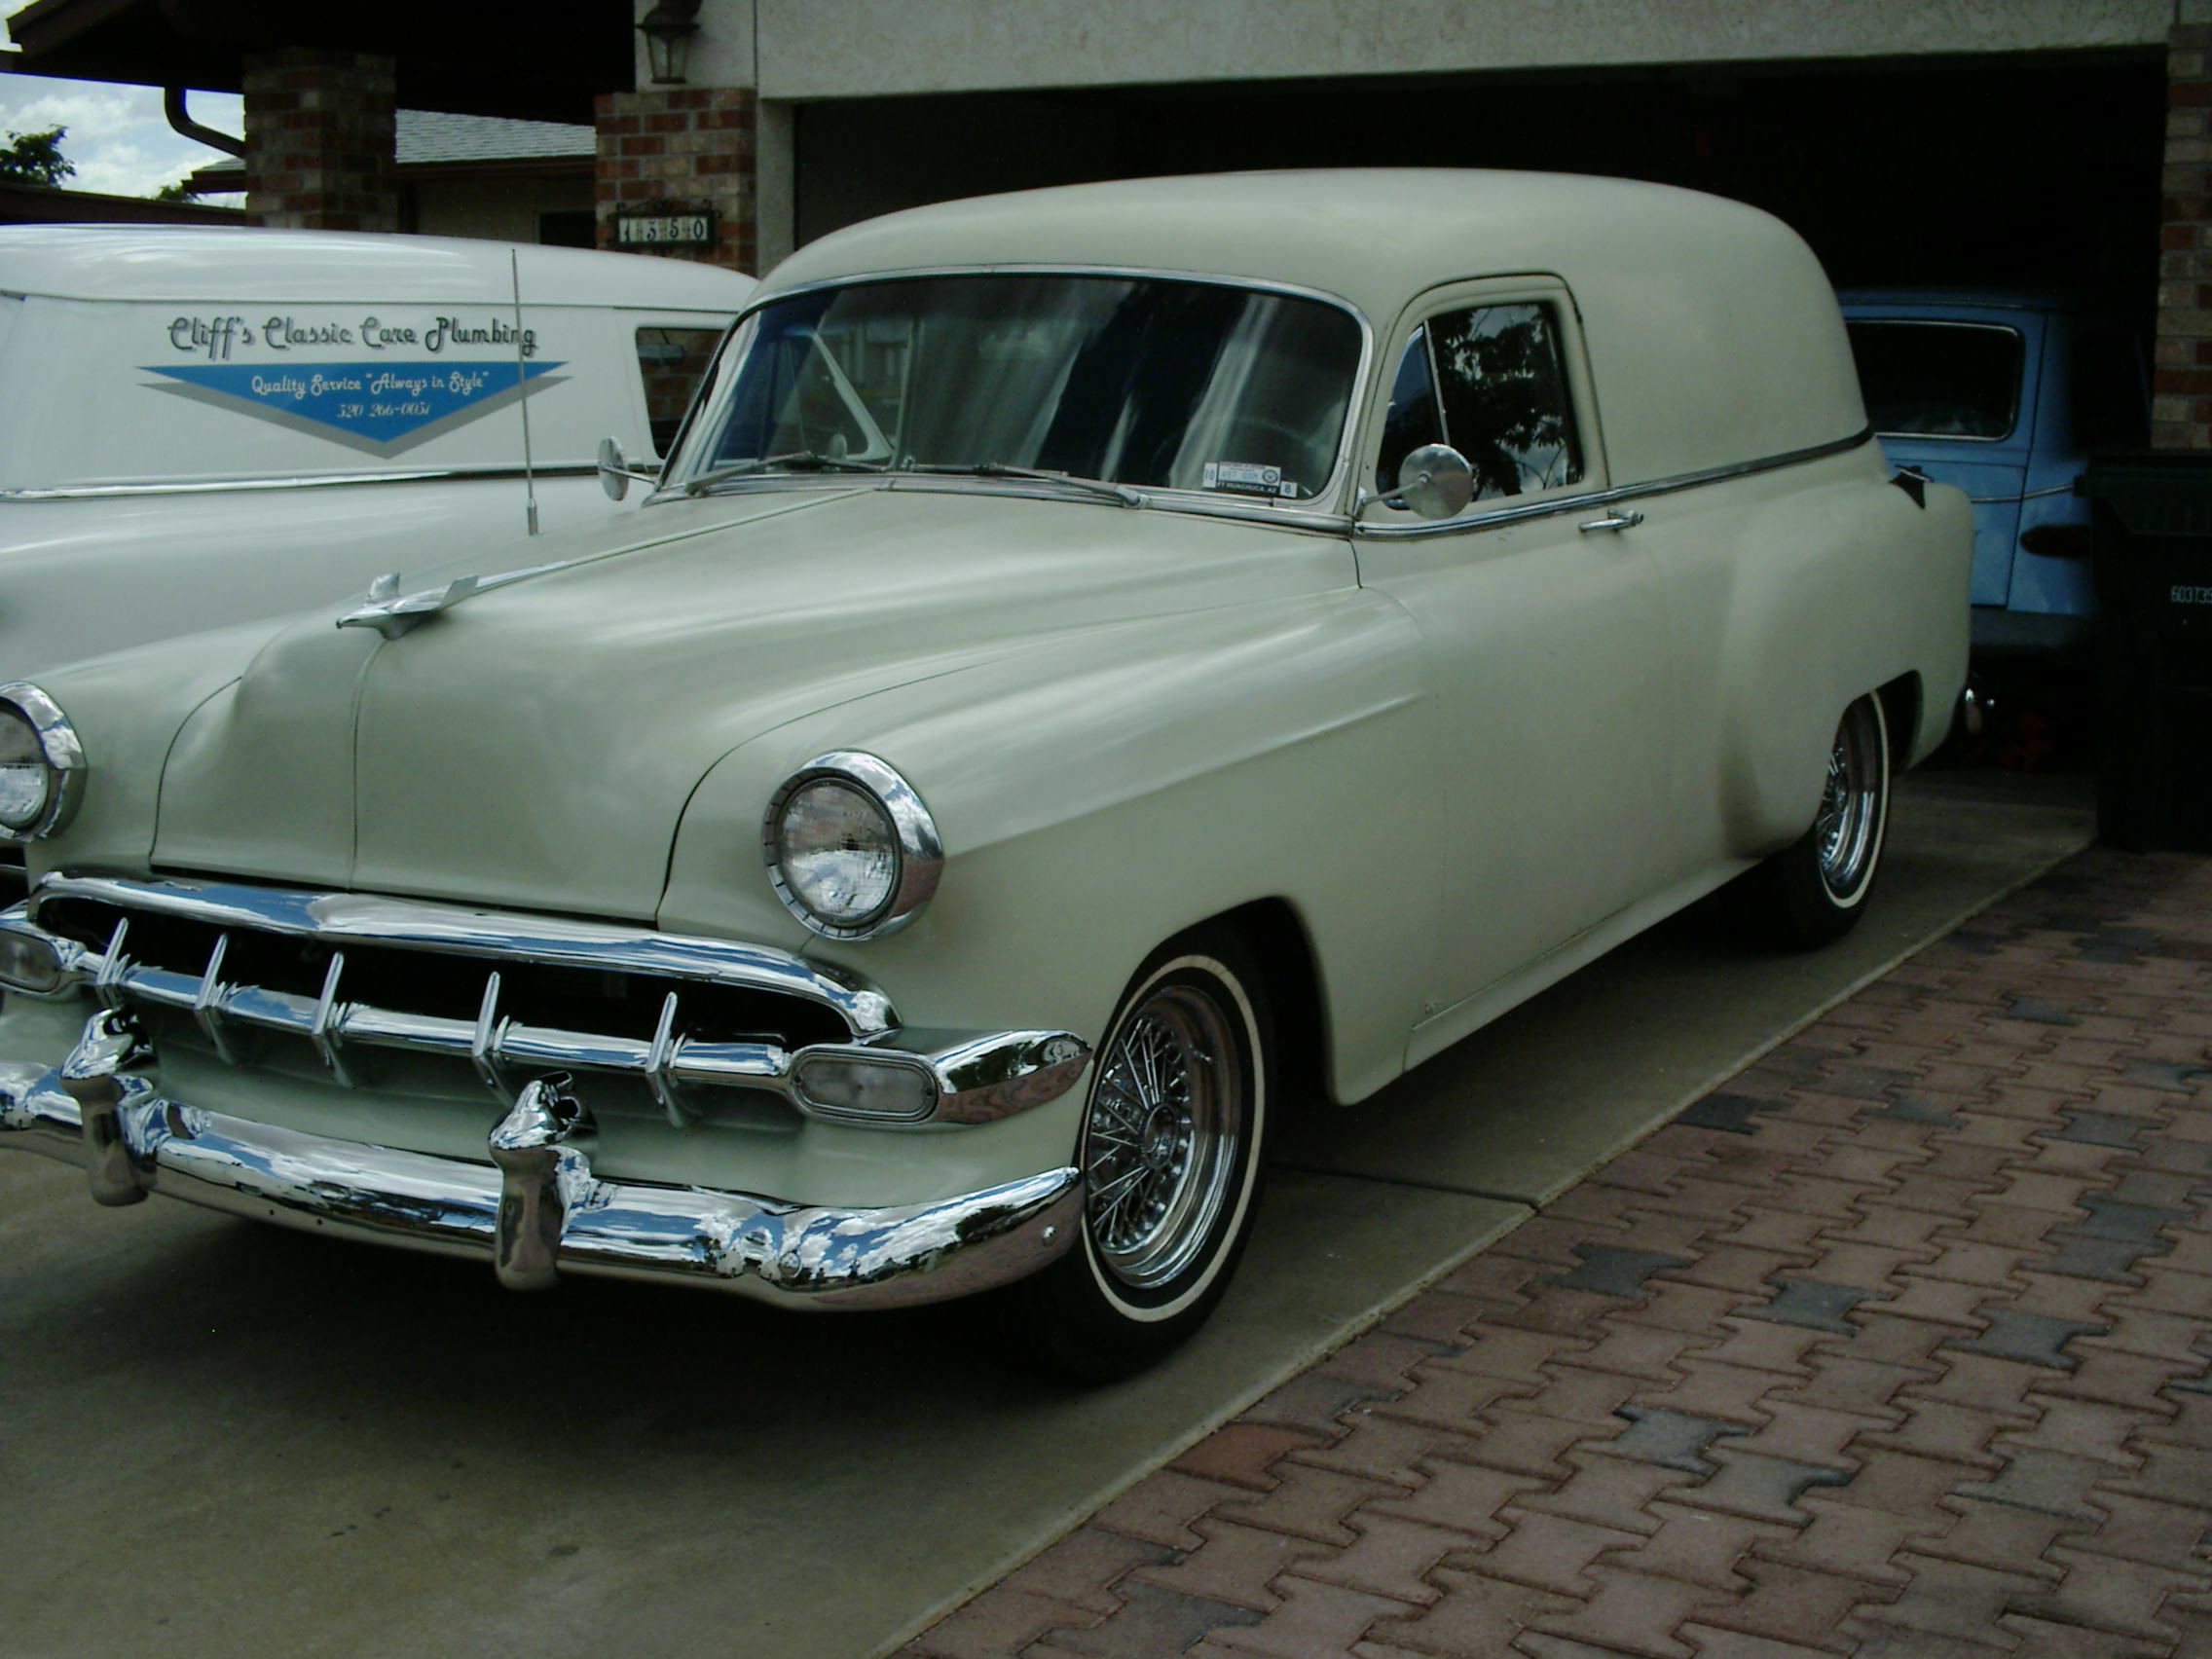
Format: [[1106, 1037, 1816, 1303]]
[[639, 0, 703, 85]]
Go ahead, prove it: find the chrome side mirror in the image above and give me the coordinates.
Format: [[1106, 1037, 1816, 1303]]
[[597, 436, 660, 502], [1392, 444, 1474, 521]]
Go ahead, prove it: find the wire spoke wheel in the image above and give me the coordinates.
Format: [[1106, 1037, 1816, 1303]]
[[1751, 690, 1892, 949], [1815, 697, 1885, 902], [1083, 982, 1243, 1291], [1016, 934, 1272, 1380]]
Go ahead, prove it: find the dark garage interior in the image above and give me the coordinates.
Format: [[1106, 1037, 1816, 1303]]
[[797, 49, 2163, 304]]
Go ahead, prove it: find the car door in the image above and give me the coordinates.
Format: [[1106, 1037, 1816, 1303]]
[[1352, 278, 1677, 1038]]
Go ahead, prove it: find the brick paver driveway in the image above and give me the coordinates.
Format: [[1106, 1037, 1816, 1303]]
[[906, 846, 2212, 1659]]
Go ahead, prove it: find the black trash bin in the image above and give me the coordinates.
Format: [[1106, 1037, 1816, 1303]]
[[2083, 452, 2212, 851]]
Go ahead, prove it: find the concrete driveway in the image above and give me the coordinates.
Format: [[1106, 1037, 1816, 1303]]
[[0, 773, 2094, 1659]]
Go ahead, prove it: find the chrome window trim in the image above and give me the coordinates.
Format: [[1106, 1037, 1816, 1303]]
[[1842, 318, 2026, 445], [1, 464, 600, 503], [1354, 426, 1877, 542], [659, 263, 1376, 516], [648, 468, 1362, 537], [762, 750, 944, 941], [0, 682, 87, 843]]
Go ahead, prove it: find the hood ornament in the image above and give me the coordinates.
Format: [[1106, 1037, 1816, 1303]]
[[336, 562, 563, 640]]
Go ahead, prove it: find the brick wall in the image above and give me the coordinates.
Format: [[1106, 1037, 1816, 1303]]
[[240, 49, 399, 234], [595, 87, 756, 274], [2161, 22, 2212, 448]]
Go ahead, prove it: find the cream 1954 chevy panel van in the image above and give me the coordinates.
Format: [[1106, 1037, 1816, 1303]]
[[0, 173, 1971, 1377]]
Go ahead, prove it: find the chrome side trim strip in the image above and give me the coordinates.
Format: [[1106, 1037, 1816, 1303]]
[[0, 1056, 1082, 1310], [1, 464, 599, 503], [1354, 426, 1877, 542]]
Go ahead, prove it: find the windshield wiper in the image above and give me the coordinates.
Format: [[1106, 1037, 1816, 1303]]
[[901, 461, 1144, 507], [683, 451, 891, 495]]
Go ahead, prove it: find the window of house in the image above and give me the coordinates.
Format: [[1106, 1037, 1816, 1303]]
[[1375, 301, 1583, 502], [537, 210, 597, 250]]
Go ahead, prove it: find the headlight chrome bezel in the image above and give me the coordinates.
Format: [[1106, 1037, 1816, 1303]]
[[762, 750, 942, 941], [0, 682, 86, 843]]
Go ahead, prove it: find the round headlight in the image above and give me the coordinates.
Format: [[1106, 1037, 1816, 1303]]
[[0, 683, 84, 842], [763, 752, 941, 940]]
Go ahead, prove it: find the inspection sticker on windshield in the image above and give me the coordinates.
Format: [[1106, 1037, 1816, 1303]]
[[1202, 461, 1296, 498]]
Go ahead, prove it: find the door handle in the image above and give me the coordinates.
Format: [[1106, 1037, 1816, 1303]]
[[1577, 507, 1644, 534]]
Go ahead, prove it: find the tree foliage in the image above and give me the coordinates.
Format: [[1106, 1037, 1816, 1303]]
[[1429, 307, 1576, 499], [0, 126, 75, 188]]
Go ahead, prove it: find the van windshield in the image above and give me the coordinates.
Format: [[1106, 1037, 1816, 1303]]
[[678, 274, 1363, 502]]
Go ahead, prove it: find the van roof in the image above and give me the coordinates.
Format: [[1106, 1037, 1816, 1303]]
[[764, 168, 1867, 490], [0, 224, 753, 311]]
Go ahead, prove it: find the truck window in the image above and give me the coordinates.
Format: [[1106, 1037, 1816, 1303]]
[[1845, 321, 2023, 441]]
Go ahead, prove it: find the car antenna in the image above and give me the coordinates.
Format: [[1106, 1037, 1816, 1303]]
[[510, 247, 540, 536]]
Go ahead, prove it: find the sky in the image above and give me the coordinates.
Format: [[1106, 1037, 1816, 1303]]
[[3, 2, 244, 202]]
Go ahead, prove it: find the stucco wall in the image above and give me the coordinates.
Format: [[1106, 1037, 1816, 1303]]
[[412, 175, 593, 243], [635, 0, 756, 92], [738, 0, 2169, 100]]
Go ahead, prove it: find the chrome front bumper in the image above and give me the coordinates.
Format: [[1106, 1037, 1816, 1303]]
[[0, 1015, 1082, 1310]]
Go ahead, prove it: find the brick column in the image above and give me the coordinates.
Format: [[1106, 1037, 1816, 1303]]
[[595, 87, 756, 273], [240, 49, 399, 233], [2159, 20, 2212, 448]]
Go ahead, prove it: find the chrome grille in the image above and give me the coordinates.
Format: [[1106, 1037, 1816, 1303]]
[[31, 873, 890, 1117]]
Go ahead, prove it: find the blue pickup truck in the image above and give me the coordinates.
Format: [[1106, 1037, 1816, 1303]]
[[1839, 292, 2149, 668]]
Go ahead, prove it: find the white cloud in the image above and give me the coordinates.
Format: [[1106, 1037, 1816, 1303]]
[[0, 74, 244, 198], [2, 0, 244, 203]]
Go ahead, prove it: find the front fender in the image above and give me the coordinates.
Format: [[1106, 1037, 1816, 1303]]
[[660, 587, 1441, 1108], [12, 618, 285, 883]]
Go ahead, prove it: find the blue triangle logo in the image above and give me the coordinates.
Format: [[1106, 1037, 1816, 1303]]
[[143, 359, 565, 447]]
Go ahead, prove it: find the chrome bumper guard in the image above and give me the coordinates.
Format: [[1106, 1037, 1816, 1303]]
[[1, 1011, 1083, 1309]]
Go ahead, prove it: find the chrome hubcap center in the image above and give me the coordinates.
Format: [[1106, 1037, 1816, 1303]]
[[1141, 1108, 1180, 1170]]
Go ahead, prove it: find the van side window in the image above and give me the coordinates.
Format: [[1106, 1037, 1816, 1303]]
[[1375, 327, 1444, 494], [1375, 303, 1583, 501], [636, 326, 726, 458], [1431, 303, 1583, 500]]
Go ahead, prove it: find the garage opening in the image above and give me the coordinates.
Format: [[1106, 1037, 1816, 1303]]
[[795, 50, 2161, 301]]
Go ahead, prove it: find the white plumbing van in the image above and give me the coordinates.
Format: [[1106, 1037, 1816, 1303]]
[[0, 225, 751, 681]]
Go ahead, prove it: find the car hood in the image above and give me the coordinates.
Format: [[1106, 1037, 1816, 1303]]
[[153, 483, 1350, 919]]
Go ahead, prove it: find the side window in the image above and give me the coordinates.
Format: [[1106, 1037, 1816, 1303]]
[[1376, 302, 1583, 503], [1374, 327, 1444, 493], [1429, 303, 1583, 500], [1842, 321, 2023, 440], [635, 326, 726, 458]]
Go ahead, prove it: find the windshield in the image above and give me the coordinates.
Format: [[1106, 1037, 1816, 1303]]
[[675, 274, 1364, 502]]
